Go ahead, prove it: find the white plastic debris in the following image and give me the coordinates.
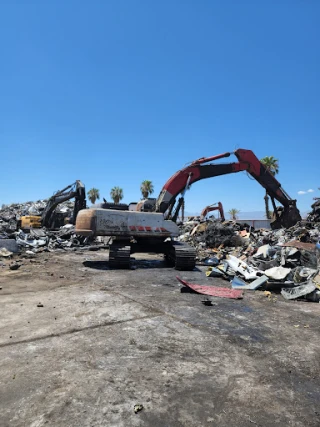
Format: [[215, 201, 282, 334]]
[[0, 248, 13, 257], [265, 266, 291, 280], [178, 233, 190, 242], [253, 244, 271, 259], [60, 224, 74, 230], [25, 250, 36, 256], [57, 206, 69, 213], [226, 255, 263, 281], [232, 275, 269, 290], [16, 238, 47, 248]]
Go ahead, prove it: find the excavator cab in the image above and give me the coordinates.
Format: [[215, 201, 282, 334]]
[[136, 198, 157, 212]]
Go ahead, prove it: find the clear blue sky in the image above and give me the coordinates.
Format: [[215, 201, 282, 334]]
[[0, 0, 319, 217]]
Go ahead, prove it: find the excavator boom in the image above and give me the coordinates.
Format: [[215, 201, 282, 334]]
[[200, 202, 225, 221], [154, 149, 300, 228], [41, 180, 86, 228], [234, 149, 292, 207]]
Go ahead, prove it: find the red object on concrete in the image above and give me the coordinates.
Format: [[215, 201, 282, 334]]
[[176, 277, 243, 299]]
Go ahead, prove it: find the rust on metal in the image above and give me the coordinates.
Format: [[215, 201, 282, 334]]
[[282, 240, 316, 251], [75, 210, 96, 236], [176, 277, 243, 299]]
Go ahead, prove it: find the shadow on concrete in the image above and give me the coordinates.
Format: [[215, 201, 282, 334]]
[[83, 260, 110, 270], [82, 259, 168, 270], [83, 258, 201, 271], [132, 259, 168, 269]]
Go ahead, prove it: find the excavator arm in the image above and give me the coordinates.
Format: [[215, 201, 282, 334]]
[[200, 202, 225, 221], [41, 180, 86, 228], [234, 149, 293, 207], [154, 149, 301, 229]]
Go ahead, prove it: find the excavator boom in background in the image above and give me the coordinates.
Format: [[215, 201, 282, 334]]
[[200, 202, 225, 221], [76, 148, 301, 270]]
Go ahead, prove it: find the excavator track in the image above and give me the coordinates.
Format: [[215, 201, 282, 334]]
[[166, 242, 196, 271], [109, 242, 131, 269]]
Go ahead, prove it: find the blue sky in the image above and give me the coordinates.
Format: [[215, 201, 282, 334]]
[[0, 0, 319, 218]]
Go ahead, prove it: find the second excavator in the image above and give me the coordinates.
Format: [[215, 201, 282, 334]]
[[20, 180, 86, 230], [76, 148, 301, 270], [200, 202, 225, 221]]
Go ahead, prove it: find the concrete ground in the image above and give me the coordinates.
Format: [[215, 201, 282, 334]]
[[0, 249, 319, 427]]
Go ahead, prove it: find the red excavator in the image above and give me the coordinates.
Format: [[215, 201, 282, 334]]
[[76, 148, 301, 270], [200, 202, 225, 221]]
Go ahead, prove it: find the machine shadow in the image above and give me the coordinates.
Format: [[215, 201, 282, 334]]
[[132, 258, 169, 269], [83, 258, 201, 271], [83, 260, 110, 270], [82, 258, 168, 270]]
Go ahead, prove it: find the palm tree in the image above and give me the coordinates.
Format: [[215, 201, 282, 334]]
[[260, 156, 279, 219], [110, 186, 124, 204], [140, 180, 154, 199], [264, 210, 273, 219], [228, 208, 240, 220], [87, 188, 100, 205]]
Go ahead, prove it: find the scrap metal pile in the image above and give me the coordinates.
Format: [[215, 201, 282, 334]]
[[0, 200, 95, 255], [307, 197, 320, 222], [178, 218, 320, 302], [0, 200, 72, 232]]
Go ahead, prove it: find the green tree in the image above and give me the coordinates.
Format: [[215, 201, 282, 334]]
[[110, 186, 124, 204], [228, 208, 240, 220], [87, 188, 100, 205], [140, 180, 154, 199], [260, 156, 279, 219]]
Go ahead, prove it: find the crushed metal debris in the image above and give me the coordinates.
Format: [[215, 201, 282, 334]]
[[0, 200, 109, 256], [1, 196, 320, 304], [177, 214, 320, 303]]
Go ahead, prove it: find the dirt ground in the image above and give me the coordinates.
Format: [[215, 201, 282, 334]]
[[0, 249, 319, 427]]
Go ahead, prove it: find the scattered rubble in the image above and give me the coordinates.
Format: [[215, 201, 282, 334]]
[[9, 262, 21, 271], [178, 216, 320, 303], [307, 197, 320, 222], [0, 248, 13, 257], [134, 404, 144, 414], [0, 200, 49, 233], [1, 197, 320, 304], [0, 200, 107, 260]]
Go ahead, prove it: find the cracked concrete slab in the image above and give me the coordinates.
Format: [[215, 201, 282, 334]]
[[0, 250, 320, 427]]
